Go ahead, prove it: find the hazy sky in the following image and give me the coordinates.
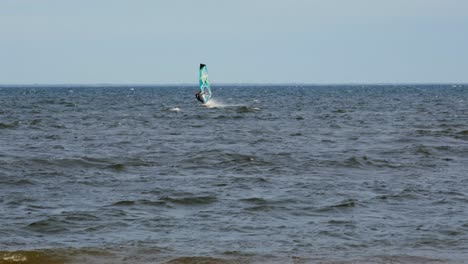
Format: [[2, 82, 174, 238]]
[[1, 0, 467, 84]]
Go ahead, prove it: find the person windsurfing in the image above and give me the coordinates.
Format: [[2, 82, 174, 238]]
[[196, 64, 212, 104], [195, 90, 204, 103]]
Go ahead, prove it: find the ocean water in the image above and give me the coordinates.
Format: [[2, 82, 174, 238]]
[[0, 85, 467, 264]]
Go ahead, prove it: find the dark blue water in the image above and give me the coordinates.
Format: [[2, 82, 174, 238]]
[[1, 85, 467, 263]]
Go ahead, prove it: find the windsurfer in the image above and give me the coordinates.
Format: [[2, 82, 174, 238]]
[[195, 91, 204, 103]]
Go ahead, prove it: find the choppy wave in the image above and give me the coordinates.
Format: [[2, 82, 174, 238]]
[[0, 250, 65, 264], [1, 85, 467, 262], [0, 249, 459, 264], [0, 121, 19, 129], [160, 195, 217, 205]]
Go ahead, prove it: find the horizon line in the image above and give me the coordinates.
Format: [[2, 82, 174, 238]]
[[0, 82, 467, 87]]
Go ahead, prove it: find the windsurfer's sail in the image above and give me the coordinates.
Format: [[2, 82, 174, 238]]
[[198, 64, 212, 103]]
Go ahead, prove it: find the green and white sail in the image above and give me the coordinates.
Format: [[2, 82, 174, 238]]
[[199, 64, 212, 103]]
